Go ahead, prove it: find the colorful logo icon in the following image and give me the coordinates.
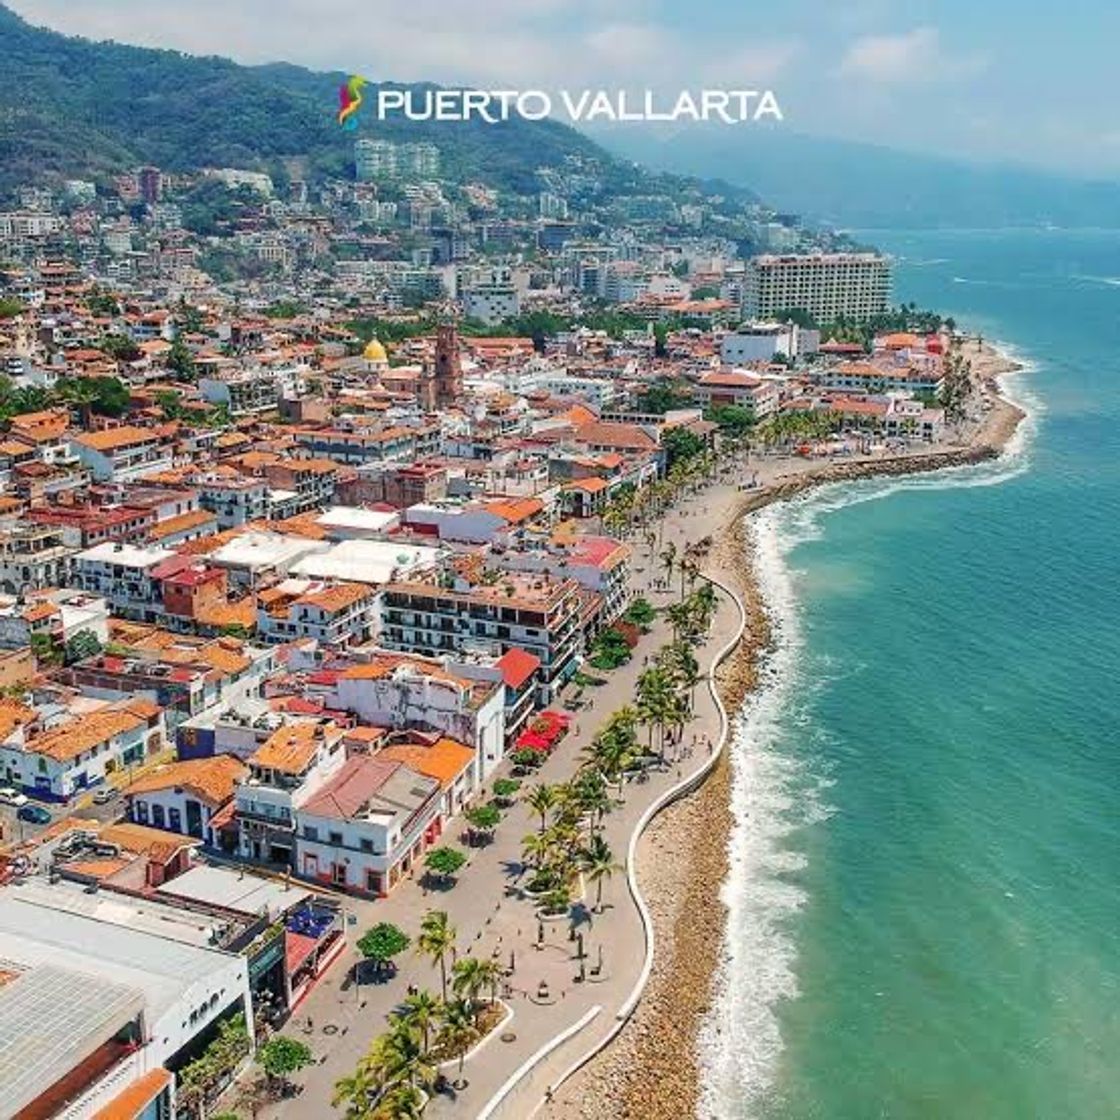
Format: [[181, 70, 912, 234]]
[[338, 75, 367, 130]]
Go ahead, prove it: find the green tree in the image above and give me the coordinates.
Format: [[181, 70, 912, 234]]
[[64, 628, 102, 665], [30, 632, 63, 667], [258, 1036, 312, 1096], [581, 834, 621, 913], [397, 988, 442, 1054], [167, 333, 197, 380], [0, 297, 24, 319], [356, 922, 410, 978], [524, 783, 558, 834], [424, 846, 466, 883], [622, 596, 655, 630], [416, 910, 456, 1002]]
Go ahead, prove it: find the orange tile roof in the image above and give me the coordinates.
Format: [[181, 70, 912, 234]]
[[379, 737, 474, 788], [251, 721, 334, 774], [297, 582, 372, 613], [197, 597, 257, 630], [92, 1068, 172, 1120], [27, 703, 152, 762], [148, 508, 216, 540], [75, 425, 160, 452], [0, 700, 35, 741], [482, 497, 543, 524], [123, 755, 247, 806], [96, 820, 201, 860]]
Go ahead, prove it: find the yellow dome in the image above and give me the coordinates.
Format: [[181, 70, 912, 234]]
[[362, 338, 388, 363]]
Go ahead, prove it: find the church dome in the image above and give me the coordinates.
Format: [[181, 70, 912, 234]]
[[362, 338, 388, 364]]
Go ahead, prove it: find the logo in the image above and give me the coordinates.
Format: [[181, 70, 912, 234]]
[[338, 75, 367, 131]]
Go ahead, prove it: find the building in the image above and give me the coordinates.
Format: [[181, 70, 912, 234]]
[[256, 580, 378, 648], [462, 266, 521, 325], [695, 371, 781, 420], [380, 569, 583, 702], [72, 541, 177, 620], [332, 652, 506, 780], [719, 322, 819, 363], [294, 754, 442, 897], [0, 521, 72, 593], [124, 754, 248, 847], [73, 426, 174, 482], [0, 894, 252, 1120], [742, 253, 890, 322], [1, 698, 165, 801], [235, 721, 347, 867], [355, 139, 398, 180]]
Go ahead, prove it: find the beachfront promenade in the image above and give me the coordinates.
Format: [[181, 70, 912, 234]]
[[259, 491, 745, 1120]]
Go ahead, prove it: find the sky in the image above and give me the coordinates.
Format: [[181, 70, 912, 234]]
[[11, 0, 1120, 177]]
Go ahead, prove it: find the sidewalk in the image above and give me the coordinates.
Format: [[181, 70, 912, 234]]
[[258, 484, 745, 1120]]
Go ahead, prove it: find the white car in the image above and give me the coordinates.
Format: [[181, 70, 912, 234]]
[[0, 787, 29, 808], [92, 787, 117, 806]]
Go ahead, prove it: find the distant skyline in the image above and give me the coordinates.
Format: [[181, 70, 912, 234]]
[[11, 0, 1120, 178]]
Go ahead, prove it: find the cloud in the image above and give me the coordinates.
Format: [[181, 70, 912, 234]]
[[838, 26, 986, 84]]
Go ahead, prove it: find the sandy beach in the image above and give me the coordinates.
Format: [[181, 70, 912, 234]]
[[556, 338, 1028, 1119]]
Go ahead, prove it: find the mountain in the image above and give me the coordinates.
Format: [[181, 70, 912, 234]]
[[590, 123, 1120, 230], [0, 2, 612, 198]]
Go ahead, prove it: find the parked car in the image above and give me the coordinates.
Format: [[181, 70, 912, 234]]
[[17, 804, 51, 825], [92, 787, 117, 806], [0, 786, 28, 808]]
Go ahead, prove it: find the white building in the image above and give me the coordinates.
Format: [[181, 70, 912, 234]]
[[72, 541, 175, 620], [719, 322, 820, 363], [332, 653, 506, 781], [72, 426, 174, 482], [294, 754, 442, 897], [0, 894, 252, 1120], [742, 253, 891, 322]]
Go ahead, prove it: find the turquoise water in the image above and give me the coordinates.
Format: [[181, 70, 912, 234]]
[[704, 230, 1120, 1119]]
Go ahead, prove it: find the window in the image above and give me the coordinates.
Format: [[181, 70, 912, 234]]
[[329, 831, 343, 846], [359, 838, 373, 853], [135, 801, 149, 824], [152, 804, 166, 829], [303, 825, 319, 841], [168, 808, 182, 833]]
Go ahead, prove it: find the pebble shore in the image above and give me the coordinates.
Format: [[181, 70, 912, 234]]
[[557, 342, 1027, 1119]]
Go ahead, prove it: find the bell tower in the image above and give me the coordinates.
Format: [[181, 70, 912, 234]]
[[434, 322, 462, 408]]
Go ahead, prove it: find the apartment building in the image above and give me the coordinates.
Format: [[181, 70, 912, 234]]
[[0, 521, 72, 593], [332, 652, 506, 781], [72, 541, 176, 621], [72, 425, 174, 482], [256, 580, 378, 648], [235, 721, 347, 867], [694, 370, 781, 420], [294, 755, 443, 897], [380, 569, 584, 702], [742, 253, 890, 322]]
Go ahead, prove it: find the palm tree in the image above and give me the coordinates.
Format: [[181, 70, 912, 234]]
[[397, 989, 442, 1055], [416, 910, 456, 1003], [375, 1083, 425, 1120], [437, 998, 477, 1090], [637, 667, 675, 762], [58, 376, 101, 428], [382, 1021, 436, 1094], [581, 834, 621, 913], [522, 826, 553, 872], [658, 541, 677, 587], [451, 955, 487, 1010], [524, 782, 558, 834]]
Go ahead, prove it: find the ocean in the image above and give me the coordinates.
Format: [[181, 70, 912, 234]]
[[702, 229, 1120, 1119]]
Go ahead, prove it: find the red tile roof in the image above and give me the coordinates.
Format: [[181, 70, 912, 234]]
[[496, 647, 541, 691]]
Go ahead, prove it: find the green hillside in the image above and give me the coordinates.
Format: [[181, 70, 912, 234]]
[[0, 3, 617, 197]]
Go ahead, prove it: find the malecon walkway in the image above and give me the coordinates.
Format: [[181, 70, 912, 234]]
[[262, 488, 745, 1120]]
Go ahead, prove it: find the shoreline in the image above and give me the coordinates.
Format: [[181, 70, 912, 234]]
[[559, 338, 1029, 1119]]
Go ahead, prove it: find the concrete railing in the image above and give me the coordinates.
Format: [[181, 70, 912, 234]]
[[478, 573, 748, 1120]]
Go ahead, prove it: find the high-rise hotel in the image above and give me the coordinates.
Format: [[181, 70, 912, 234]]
[[742, 252, 891, 322]]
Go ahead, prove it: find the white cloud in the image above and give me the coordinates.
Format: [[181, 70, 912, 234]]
[[838, 26, 985, 84]]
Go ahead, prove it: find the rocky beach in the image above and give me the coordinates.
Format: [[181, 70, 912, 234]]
[[557, 338, 1028, 1120]]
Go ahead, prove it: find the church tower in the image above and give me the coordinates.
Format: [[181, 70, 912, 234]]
[[434, 323, 463, 408]]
